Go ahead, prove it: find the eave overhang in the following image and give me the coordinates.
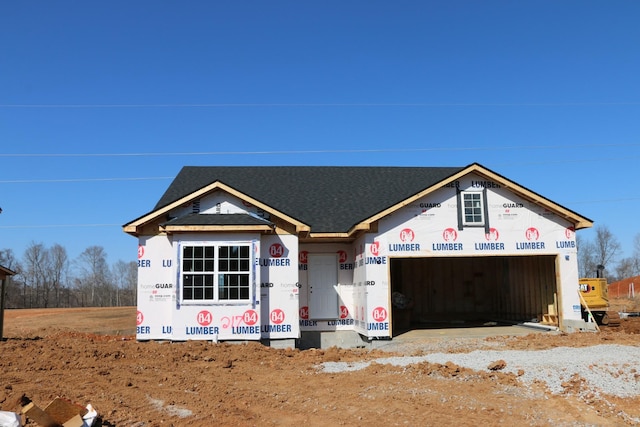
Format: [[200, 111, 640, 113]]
[[0, 265, 16, 279], [162, 224, 274, 233], [123, 181, 310, 236], [348, 163, 593, 233]]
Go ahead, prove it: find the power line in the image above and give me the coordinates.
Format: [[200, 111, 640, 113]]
[[566, 197, 640, 205], [0, 156, 638, 184], [1, 102, 640, 108], [0, 224, 122, 229], [0, 177, 172, 184], [1, 142, 640, 158]]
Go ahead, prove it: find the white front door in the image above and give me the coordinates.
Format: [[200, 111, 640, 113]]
[[308, 254, 339, 319]]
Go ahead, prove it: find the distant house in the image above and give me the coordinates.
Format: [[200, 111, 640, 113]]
[[123, 163, 593, 348], [0, 264, 17, 340]]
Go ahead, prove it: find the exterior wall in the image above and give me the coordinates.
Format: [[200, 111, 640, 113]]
[[136, 234, 176, 340], [259, 234, 300, 340], [135, 190, 300, 342], [353, 235, 372, 336], [367, 172, 582, 334], [136, 171, 585, 343]]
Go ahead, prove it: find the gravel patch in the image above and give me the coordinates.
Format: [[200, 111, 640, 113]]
[[320, 344, 640, 397]]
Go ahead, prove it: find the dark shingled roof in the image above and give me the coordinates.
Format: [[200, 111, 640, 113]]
[[155, 166, 466, 233], [164, 213, 273, 227]]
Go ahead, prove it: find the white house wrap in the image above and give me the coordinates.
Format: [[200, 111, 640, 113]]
[[124, 164, 593, 347]]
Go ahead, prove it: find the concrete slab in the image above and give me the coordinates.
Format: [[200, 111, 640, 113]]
[[392, 324, 557, 342]]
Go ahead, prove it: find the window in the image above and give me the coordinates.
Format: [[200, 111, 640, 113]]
[[218, 245, 250, 300], [181, 244, 251, 302], [462, 191, 485, 226]]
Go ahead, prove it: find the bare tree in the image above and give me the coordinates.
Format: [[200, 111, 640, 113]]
[[592, 225, 622, 278], [23, 242, 50, 307], [2, 245, 136, 309], [76, 246, 110, 306], [614, 257, 639, 282], [577, 234, 597, 278], [111, 260, 137, 306], [631, 233, 640, 271], [0, 249, 17, 270], [50, 244, 69, 307]]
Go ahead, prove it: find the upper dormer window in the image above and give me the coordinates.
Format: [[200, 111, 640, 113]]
[[461, 191, 485, 226]]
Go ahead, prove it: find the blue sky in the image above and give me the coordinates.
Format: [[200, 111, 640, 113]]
[[1, 1, 640, 269]]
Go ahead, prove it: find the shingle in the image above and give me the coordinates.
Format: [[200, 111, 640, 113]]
[[154, 166, 465, 233]]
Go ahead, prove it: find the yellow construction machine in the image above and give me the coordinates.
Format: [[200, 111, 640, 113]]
[[578, 277, 621, 327]]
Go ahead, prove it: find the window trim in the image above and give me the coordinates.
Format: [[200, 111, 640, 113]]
[[178, 241, 255, 305], [461, 190, 486, 227]]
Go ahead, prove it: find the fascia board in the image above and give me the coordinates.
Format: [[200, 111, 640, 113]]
[[308, 232, 351, 239], [162, 225, 274, 233]]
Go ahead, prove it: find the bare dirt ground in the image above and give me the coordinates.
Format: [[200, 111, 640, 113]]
[[1, 301, 640, 427]]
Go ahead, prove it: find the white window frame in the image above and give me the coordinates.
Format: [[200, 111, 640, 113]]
[[179, 242, 253, 305], [461, 191, 486, 226]]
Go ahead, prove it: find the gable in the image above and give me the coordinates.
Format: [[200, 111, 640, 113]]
[[123, 163, 592, 236]]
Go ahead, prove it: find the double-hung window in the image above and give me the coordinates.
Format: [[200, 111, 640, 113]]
[[461, 191, 485, 226], [181, 244, 251, 303]]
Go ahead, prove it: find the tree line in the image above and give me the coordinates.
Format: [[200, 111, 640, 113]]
[[578, 224, 640, 282], [0, 243, 136, 309]]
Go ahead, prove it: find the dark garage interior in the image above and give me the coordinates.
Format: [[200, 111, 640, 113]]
[[389, 255, 559, 335]]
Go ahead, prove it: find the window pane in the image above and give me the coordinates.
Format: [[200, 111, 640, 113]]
[[462, 192, 484, 225], [241, 246, 249, 258]]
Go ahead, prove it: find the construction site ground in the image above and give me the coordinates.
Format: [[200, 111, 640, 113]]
[[1, 298, 640, 427]]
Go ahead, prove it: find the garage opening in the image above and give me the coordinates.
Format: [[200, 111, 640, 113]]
[[390, 255, 558, 335]]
